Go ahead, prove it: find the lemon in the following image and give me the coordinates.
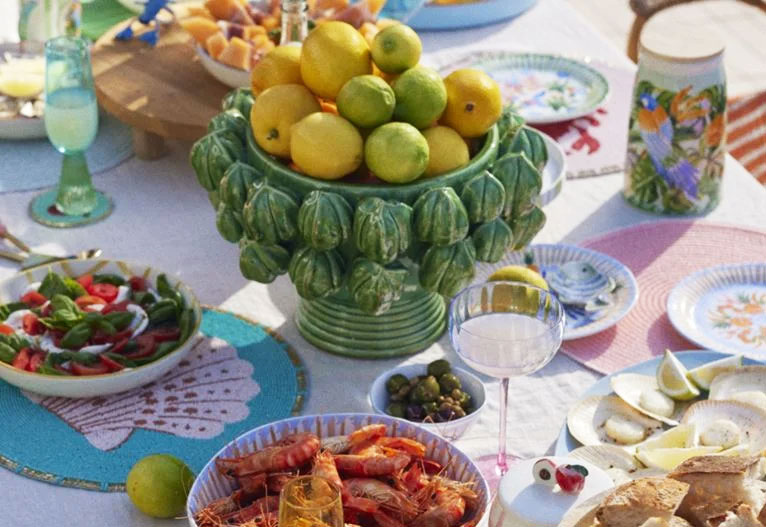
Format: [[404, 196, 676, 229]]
[[371, 24, 422, 74], [300, 21, 372, 100], [422, 126, 469, 177], [488, 265, 548, 290], [290, 113, 364, 179], [251, 45, 302, 95], [637, 424, 696, 451], [251, 84, 321, 158], [392, 66, 447, 129], [441, 69, 503, 138], [126, 454, 194, 518], [716, 443, 751, 457], [635, 446, 722, 471], [657, 349, 701, 401], [364, 122, 429, 183], [336, 75, 395, 128], [686, 354, 743, 390]]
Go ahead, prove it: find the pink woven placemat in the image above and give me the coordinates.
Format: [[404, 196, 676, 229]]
[[562, 220, 766, 374]]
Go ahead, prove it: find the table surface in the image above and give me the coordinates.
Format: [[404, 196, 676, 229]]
[[2, 1, 766, 526]]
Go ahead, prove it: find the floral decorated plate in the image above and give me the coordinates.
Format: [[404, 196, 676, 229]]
[[434, 51, 609, 124], [667, 263, 766, 358], [472, 244, 638, 340]]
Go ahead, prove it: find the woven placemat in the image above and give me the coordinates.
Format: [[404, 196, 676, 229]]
[[562, 220, 766, 374], [0, 307, 307, 491]]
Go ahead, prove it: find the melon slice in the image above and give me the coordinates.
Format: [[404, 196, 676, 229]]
[[186, 6, 214, 20], [205, 32, 227, 59], [179, 16, 220, 45], [217, 37, 253, 70], [205, 0, 254, 24], [243, 25, 266, 41]]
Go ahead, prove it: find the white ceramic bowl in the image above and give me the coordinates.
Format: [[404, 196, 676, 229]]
[[196, 45, 251, 89], [186, 413, 491, 527], [0, 259, 202, 398], [369, 364, 486, 441]]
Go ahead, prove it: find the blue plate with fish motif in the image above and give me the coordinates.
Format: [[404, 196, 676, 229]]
[[472, 244, 639, 340]]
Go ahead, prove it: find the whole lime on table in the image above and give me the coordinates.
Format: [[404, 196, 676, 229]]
[[364, 122, 429, 183], [393, 66, 447, 129], [371, 24, 422, 74], [336, 74, 396, 129], [422, 125, 469, 177], [126, 454, 194, 519]]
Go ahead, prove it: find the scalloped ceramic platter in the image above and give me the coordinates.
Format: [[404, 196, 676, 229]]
[[539, 130, 566, 206], [554, 350, 765, 456], [473, 244, 638, 340], [668, 263, 766, 359], [432, 51, 609, 124]]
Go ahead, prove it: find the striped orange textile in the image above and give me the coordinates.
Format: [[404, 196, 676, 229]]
[[727, 91, 766, 184]]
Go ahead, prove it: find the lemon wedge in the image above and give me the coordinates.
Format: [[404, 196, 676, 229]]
[[657, 349, 701, 401], [716, 443, 751, 457], [635, 446, 722, 471], [687, 354, 743, 390], [637, 424, 697, 451]]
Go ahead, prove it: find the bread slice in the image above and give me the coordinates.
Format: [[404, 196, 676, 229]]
[[671, 517, 693, 527], [641, 518, 670, 527], [596, 477, 690, 527], [714, 504, 764, 527], [669, 456, 763, 527]]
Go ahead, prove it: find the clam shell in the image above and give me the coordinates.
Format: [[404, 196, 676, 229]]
[[681, 399, 766, 454], [569, 444, 642, 472], [567, 395, 664, 447], [610, 373, 689, 426], [709, 366, 766, 410], [547, 261, 616, 307]]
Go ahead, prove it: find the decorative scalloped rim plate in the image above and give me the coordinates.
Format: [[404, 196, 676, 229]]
[[539, 129, 566, 207], [667, 263, 766, 358], [472, 244, 638, 340], [431, 50, 610, 124], [553, 350, 765, 456], [409, 0, 537, 30]]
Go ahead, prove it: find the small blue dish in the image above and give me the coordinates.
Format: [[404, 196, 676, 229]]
[[409, 0, 537, 31]]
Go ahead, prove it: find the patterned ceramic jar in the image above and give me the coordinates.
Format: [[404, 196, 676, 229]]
[[624, 29, 726, 214]]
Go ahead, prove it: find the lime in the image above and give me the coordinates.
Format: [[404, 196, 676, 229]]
[[657, 349, 701, 401], [251, 83, 321, 158], [441, 68, 503, 138], [300, 21, 372, 100], [635, 446, 722, 471], [364, 122, 429, 183], [392, 66, 447, 129], [251, 45, 302, 95], [290, 113, 364, 180], [422, 126, 469, 177], [687, 354, 743, 390], [371, 24, 422, 74], [126, 454, 194, 518], [336, 75, 395, 128]]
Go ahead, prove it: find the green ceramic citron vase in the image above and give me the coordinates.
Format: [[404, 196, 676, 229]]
[[191, 88, 547, 358]]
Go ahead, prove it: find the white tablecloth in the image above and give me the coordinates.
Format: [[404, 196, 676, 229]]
[[2, 1, 766, 525]]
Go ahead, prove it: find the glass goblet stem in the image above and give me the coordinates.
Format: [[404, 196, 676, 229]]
[[55, 151, 98, 216], [496, 376, 510, 476]]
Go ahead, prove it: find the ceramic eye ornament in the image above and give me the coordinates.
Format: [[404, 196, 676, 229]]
[[532, 458, 589, 494]]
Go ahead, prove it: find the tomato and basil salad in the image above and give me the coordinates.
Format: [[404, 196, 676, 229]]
[[0, 270, 196, 376]]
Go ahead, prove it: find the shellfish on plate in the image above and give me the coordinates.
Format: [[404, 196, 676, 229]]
[[709, 365, 766, 411], [680, 399, 766, 454], [610, 373, 690, 426], [567, 395, 664, 448]]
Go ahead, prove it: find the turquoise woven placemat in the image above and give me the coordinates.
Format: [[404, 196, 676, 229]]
[[0, 307, 308, 491], [82, 0, 135, 41], [0, 111, 133, 193]]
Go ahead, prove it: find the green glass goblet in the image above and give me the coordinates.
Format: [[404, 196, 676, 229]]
[[30, 36, 112, 227]]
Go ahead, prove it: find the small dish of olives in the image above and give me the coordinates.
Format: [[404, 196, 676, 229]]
[[369, 360, 486, 441]]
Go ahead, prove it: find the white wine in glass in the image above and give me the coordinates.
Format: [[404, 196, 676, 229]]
[[279, 475, 343, 527]]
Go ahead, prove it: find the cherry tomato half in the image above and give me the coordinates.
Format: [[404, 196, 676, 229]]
[[11, 348, 31, 370], [27, 351, 45, 372], [22, 313, 44, 336], [87, 283, 118, 303], [91, 328, 133, 345], [109, 338, 130, 355], [99, 354, 124, 372], [71, 362, 110, 376], [75, 295, 108, 310], [76, 274, 94, 290], [128, 276, 147, 292], [145, 327, 180, 343], [101, 300, 130, 314], [124, 334, 156, 359], [20, 291, 46, 307], [0, 324, 13, 335]]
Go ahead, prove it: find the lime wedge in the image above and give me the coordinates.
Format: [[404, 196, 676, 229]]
[[656, 350, 701, 401], [637, 424, 696, 451], [687, 354, 743, 390], [635, 446, 722, 471]]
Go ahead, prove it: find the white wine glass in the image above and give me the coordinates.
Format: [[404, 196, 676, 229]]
[[279, 475, 344, 527], [448, 281, 565, 476]]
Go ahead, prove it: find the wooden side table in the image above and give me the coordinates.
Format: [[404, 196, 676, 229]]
[[91, 23, 231, 159]]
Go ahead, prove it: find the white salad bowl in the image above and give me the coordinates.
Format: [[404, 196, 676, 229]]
[[369, 364, 487, 441], [186, 413, 491, 527], [0, 259, 202, 398], [196, 45, 252, 89]]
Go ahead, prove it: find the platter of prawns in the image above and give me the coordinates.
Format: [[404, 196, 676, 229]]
[[187, 414, 490, 527]]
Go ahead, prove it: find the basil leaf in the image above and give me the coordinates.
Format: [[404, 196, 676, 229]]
[[0, 301, 29, 321], [92, 274, 126, 286], [0, 343, 16, 364], [0, 333, 30, 352], [38, 271, 86, 299], [64, 278, 87, 299], [39, 294, 84, 331]]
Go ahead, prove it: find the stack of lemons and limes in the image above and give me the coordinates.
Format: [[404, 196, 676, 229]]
[[249, 20, 503, 183]]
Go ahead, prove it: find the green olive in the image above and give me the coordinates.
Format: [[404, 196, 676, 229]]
[[410, 376, 440, 403], [439, 373, 462, 393], [387, 402, 407, 418], [453, 407, 466, 418], [422, 402, 439, 415], [453, 390, 472, 409], [427, 359, 451, 378], [386, 374, 409, 395]]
